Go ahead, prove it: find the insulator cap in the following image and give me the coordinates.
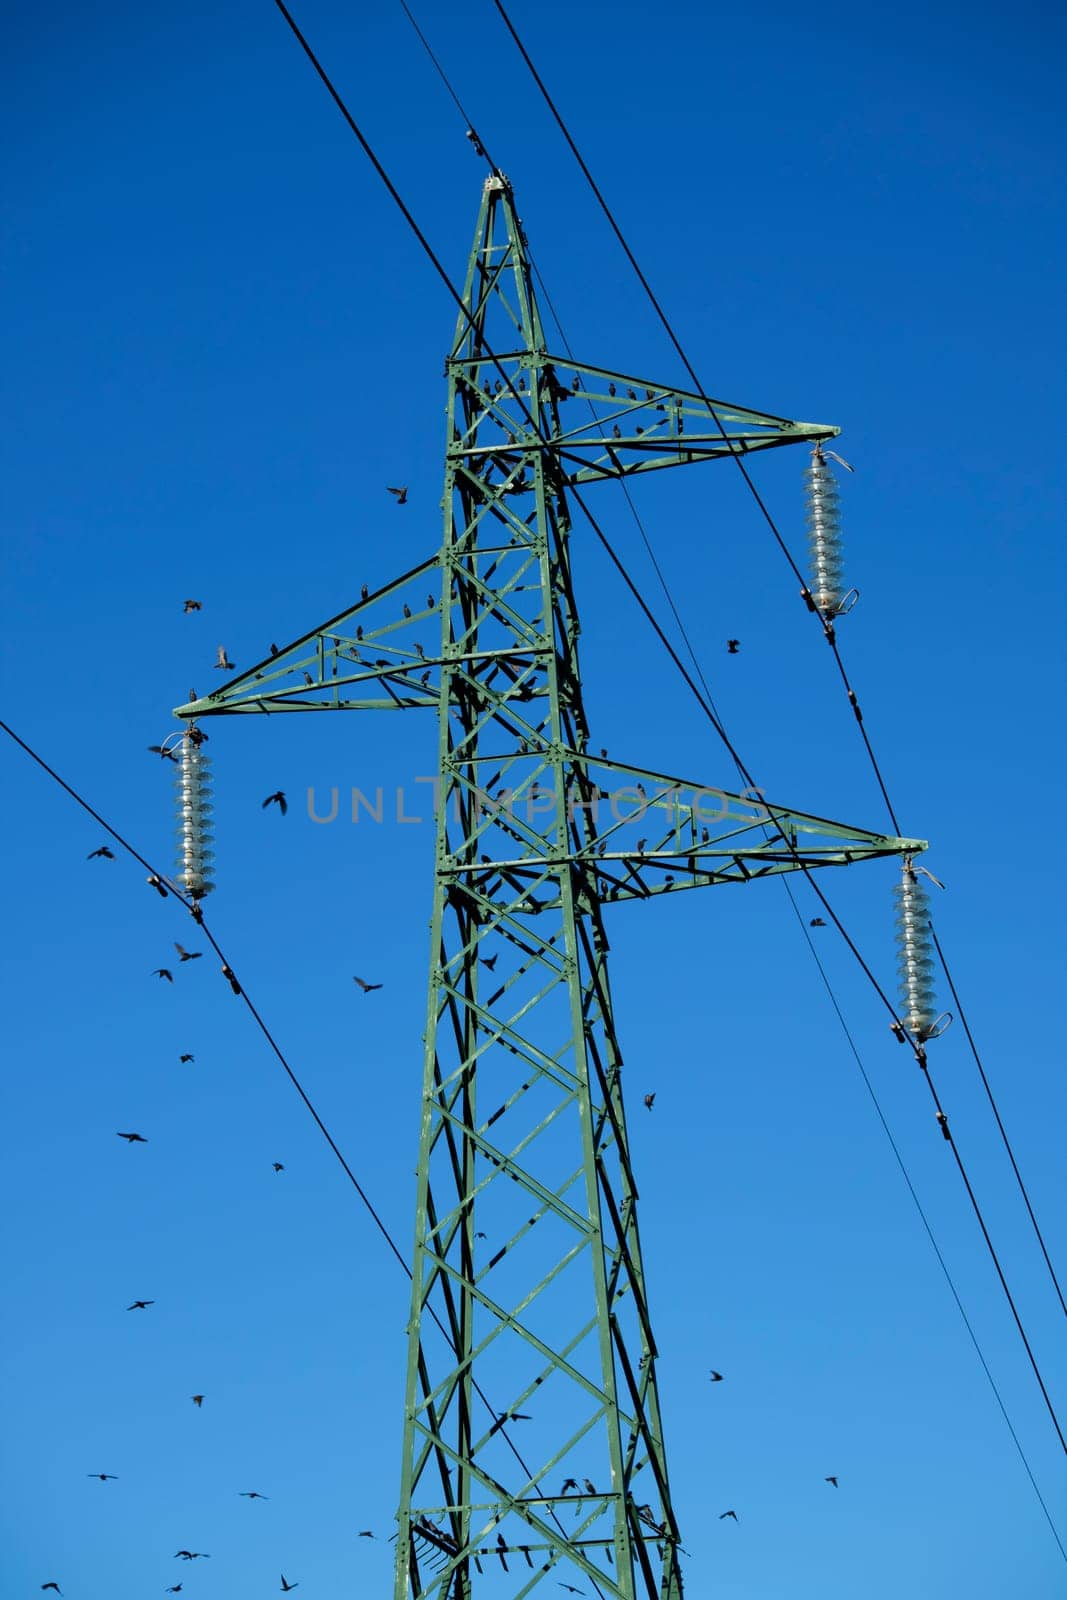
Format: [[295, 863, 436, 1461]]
[[804, 447, 847, 617]]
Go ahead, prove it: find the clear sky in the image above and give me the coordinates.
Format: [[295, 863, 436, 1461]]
[[2, 2, 1065, 1597]]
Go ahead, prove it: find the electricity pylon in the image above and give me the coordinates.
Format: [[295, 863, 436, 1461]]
[[175, 176, 924, 1599]]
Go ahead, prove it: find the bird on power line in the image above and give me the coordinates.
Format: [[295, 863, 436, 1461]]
[[825, 1475, 839, 1487], [146, 874, 169, 898], [353, 975, 383, 993], [643, 1093, 655, 1111], [183, 599, 202, 613], [152, 968, 174, 983], [465, 128, 486, 158], [262, 791, 288, 815], [387, 485, 408, 505], [809, 917, 826, 928], [126, 1300, 154, 1310], [214, 646, 234, 670], [709, 1370, 724, 1382], [240, 1490, 269, 1500], [936, 1111, 952, 1141], [719, 1510, 739, 1522], [222, 964, 241, 995], [270, 643, 280, 656], [87, 845, 114, 860], [560, 1478, 579, 1494], [726, 639, 740, 655], [86, 1472, 118, 1481], [174, 943, 202, 963], [117, 1132, 148, 1144]]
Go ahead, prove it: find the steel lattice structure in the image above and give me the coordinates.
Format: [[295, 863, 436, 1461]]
[[175, 176, 924, 1599]]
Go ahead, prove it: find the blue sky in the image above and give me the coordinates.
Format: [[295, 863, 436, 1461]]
[[2, 2, 1065, 1596]]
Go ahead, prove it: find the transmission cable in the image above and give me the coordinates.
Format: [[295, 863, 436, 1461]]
[[269, 0, 1067, 1462], [0, 715, 600, 1578]]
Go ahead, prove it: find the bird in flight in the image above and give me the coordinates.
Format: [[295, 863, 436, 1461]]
[[726, 639, 740, 654], [127, 1300, 154, 1310], [174, 943, 202, 963], [183, 600, 202, 613], [148, 744, 179, 763], [117, 1132, 147, 1144], [280, 1576, 299, 1592], [358, 1529, 375, 1538], [825, 1475, 839, 1488], [719, 1509, 739, 1522], [483, 953, 499, 971], [809, 917, 826, 928], [240, 1490, 269, 1500], [353, 975, 383, 993], [560, 1478, 579, 1494], [87, 845, 115, 860], [152, 968, 174, 983], [214, 645, 234, 670], [179, 1053, 195, 1063], [263, 791, 288, 814], [272, 1161, 285, 1173], [87, 1472, 119, 1481], [165, 1587, 183, 1594], [709, 1369, 724, 1382], [643, 1093, 655, 1111], [488, 1410, 531, 1436], [174, 1551, 210, 1560], [191, 1395, 204, 1407], [387, 485, 408, 504], [41, 1586, 62, 1595]]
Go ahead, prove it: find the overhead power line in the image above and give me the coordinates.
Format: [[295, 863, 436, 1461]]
[[268, 0, 1067, 1464]]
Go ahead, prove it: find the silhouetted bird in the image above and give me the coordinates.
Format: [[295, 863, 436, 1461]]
[[174, 1552, 209, 1561], [361, 584, 369, 601], [222, 965, 241, 995], [127, 1300, 154, 1310], [270, 643, 279, 656], [387, 486, 408, 505], [240, 1491, 269, 1500], [87, 1473, 118, 1481], [484, 954, 498, 971], [88, 845, 114, 860], [117, 1132, 147, 1144], [174, 943, 201, 963], [465, 128, 486, 158], [403, 603, 412, 618], [809, 917, 826, 927], [148, 745, 179, 763], [302, 671, 313, 686], [263, 791, 288, 814], [644, 1093, 655, 1111], [191, 1395, 204, 1408], [495, 1533, 509, 1572], [561, 1478, 579, 1494], [153, 968, 174, 983], [427, 594, 436, 609], [936, 1111, 951, 1141], [272, 1162, 285, 1173], [358, 1529, 375, 1538], [183, 600, 202, 613], [41, 1586, 62, 1594], [214, 646, 234, 670], [280, 1577, 298, 1593], [726, 640, 740, 654], [179, 1053, 194, 1064], [147, 875, 169, 897], [709, 1370, 724, 1382], [583, 1479, 596, 1495], [165, 1587, 183, 1594], [353, 975, 383, 993], [612, 424, 621, 439], [825, 1475, 839, 1488], [719, 1510, 738, 1522]]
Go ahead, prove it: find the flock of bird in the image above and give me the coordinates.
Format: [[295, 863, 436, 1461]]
[[53, 559, 840, 1594]]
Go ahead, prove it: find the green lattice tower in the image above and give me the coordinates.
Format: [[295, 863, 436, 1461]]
[[175, 176, 924, 1599]]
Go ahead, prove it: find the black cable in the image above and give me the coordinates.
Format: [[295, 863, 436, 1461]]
[[269, 0, 1067, 1465], [490, 0, 905, 842], [0, 715, 572, 1538], [927, 921, 1067, 1319]]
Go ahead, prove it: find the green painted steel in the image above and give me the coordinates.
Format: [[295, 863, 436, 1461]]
[[175, 177, 923, 1598]]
